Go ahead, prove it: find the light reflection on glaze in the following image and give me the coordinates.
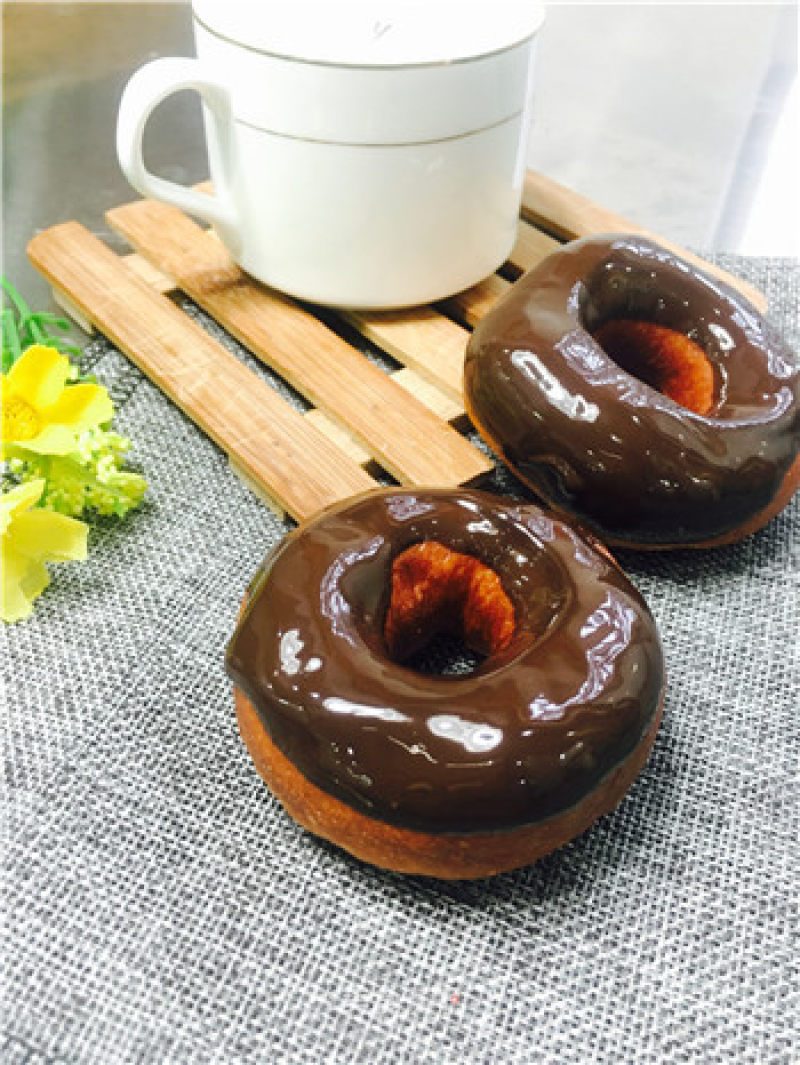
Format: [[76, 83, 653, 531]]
[[323, 697, 409, 724], [529, 593, 636, 722], [319, 535, 384, 643], [708, 322, 735, 351], [465, 235, 800, 546], [427, 715, 504, 754], [226, 489, 665, 834], [386, 495, 436, 522], [279, 629, 304, 676], [466, 519, 499, 536], [512, 349, 600, 422]]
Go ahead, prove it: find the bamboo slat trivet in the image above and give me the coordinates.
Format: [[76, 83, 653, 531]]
[[26, 222, 376, 521], [28, 170, 768, 522], [105, 198, 487, 491]]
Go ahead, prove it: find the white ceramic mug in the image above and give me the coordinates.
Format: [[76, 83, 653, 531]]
[[117, 1, 545, 309]]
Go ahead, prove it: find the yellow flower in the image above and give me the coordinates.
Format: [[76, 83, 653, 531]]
[[2, 344, 113, 457], [1, 479, 88, 623]]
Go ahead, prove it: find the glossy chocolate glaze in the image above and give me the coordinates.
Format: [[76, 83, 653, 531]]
[[226, 489, 664, 834], [465, 235, 800, 546]]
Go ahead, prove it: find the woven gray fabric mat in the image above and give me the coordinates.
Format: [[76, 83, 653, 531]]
[[2, 254, 798, 1065]]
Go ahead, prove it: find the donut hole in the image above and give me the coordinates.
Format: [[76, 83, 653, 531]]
[[383, 541, 514, 670], [403, 632, 484, 677], [593, 318, 715, 416]]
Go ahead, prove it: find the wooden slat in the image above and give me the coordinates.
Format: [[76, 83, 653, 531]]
[[123, 252, 175, 294], [107, 198, 491, 489], [80, 250, 375, 473], [442, 274, 511, 330], [121, 246, 469, 423], [522, 171, 768, 313], [507, 219, 561, 276], [116, 255, 470, 461], [54, 254, 177, 332], [305, 407, 372, 467], [52, 287, 94, 335], [117, 250, 463, 460], [27, 222, 376, 522], [304, 366, 466, 466], [392, 367, 464, 425], [192, 225, 473, 413], [314, 365, 466, 462], [340, 306, 469, 403]]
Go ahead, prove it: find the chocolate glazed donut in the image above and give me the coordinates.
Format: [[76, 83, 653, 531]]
[[226, 489, 665, 879], [464, 235, 800, 548]]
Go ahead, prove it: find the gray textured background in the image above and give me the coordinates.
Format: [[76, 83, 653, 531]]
[[2, 254, 798, 1064]]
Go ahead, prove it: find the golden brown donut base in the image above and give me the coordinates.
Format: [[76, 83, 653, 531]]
[[235, 683, 665, 880]]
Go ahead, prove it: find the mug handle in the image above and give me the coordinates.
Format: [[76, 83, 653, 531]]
[[116, 57, 242, 255]]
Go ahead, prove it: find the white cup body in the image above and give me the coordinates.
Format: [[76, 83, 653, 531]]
[[117, 4, 543, 308], [220, 113, 530, 308]]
